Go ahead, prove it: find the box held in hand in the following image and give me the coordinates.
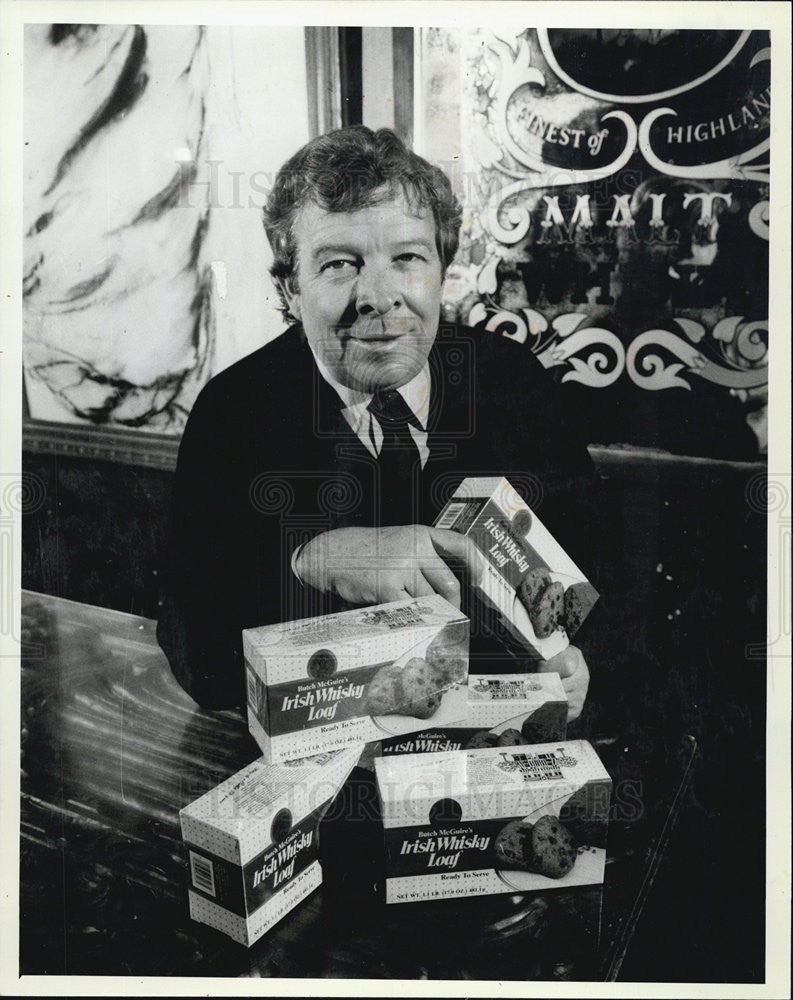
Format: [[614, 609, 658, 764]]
[[244, 594, 469, 763], [180, 745, 362, 946], [374, 739, 611, 904], [434, 476, 598, 661]]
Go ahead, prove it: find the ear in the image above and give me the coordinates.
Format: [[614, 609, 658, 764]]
[[278, 275, 301, 322]]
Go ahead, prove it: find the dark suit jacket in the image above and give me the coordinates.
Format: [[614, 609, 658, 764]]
[[157, 322, 598, 708]]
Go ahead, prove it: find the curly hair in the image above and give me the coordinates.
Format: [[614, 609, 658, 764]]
[[263, 126, 462, 321]]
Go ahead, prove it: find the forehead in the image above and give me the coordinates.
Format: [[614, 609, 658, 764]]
[[292, 190, 437, 261]]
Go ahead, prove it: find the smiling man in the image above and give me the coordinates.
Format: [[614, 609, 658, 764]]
[[157, 126, 596, 717], [285, 195, 441, 393]]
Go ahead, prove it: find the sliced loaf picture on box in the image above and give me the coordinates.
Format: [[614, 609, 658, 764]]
[[243, 595, 469, 763], [435, 477, 598, 661], [374, 740, 611, 904]]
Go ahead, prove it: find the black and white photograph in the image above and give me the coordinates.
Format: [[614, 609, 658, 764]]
[[2, 2, 790, 994]]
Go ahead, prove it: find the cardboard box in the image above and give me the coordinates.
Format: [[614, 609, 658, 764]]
[[379, 672, 567, 756], [180, 746, 362, 946], [434, 476, 598, 660], [243, 594, 470, 763], [374, 740, 611, 904]]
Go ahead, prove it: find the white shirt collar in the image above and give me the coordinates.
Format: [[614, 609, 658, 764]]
[[312, 354, 431, 432]]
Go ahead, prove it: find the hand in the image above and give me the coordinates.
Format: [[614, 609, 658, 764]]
[[537, 645, 589, 722], [294, 525, 484, 608]]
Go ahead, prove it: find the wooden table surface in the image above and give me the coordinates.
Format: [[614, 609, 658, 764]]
[[19, 590, 696, 981]]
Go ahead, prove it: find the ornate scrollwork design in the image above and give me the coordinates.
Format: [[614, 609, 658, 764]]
[[470, 304, 767, 394], [536, 29, 751, 105], [486, 35, 639, 180], [540, 326, 626, 388], [700, 316, 768, 389], [479, 31, 640, 243], [748, 200, 769, 240], [636, 46, 770, 183], [638, 108, 769, 183], [626, 330, 707, 391], [485, 109, 639, 244], [625, 317, 768, 392], [477, 31, 769, 244]]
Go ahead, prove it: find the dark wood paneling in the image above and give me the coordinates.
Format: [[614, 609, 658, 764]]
[[22, 452, 173, 619]]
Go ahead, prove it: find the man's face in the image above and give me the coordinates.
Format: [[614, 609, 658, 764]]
[[283, 188, 444, 392]]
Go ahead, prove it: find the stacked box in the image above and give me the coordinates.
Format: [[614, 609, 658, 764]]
[[434, 476, 598, 661], [180, 746, 362, 946], [243, 594, 469, 763], [374, 740, 611, 904], [379, 672, 567, 756]]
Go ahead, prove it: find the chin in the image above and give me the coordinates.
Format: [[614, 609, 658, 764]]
[[359, 359, 422, 392]]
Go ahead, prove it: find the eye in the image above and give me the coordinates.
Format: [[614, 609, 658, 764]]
[[395, 252, 427, 263], [319, 258, 358, 274]]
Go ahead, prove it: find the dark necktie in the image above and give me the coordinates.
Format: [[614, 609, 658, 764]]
[[367, 389, 424, 526]]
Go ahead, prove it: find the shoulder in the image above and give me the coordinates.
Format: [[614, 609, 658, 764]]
[[175, 325, 313, 467], [438, 320, 558, 397], [444, 320, 594, 472], [200, 325, 307, 401], [187, 325, 310, 424]]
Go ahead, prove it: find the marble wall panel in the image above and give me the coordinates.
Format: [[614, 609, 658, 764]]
[[23, 24, 309, 433]]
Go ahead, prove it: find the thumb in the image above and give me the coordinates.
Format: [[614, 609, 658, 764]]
[[428, 527, 485, 580], [538, 646, 580, 679]]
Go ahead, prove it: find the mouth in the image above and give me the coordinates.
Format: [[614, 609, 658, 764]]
[[350, 334, 404, 343], [339, 317, 418, 342]]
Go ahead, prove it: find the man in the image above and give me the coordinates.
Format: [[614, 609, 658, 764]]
[[157, 126, 594, 718]]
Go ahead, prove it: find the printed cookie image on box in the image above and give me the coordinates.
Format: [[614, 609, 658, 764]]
[[434, 477, 598, 661], [379, 673, 567, 756], [374, 740, 611, 904], [180, 746, 362, 946], [243, 594, 469, 763]]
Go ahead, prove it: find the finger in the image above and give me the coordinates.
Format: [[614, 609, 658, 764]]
[[420, 562, 462, 607], [559, 673, 579, 694], [380, 584, 413, 604], [537, 655, 564, 676], [539, 646, 582, 679], [406, 574, 436, 600], [429, 528, 485, 580], [427, 526, 465, 566]]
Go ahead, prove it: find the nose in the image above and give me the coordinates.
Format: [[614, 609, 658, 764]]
[[355, 264, 401, 317]]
